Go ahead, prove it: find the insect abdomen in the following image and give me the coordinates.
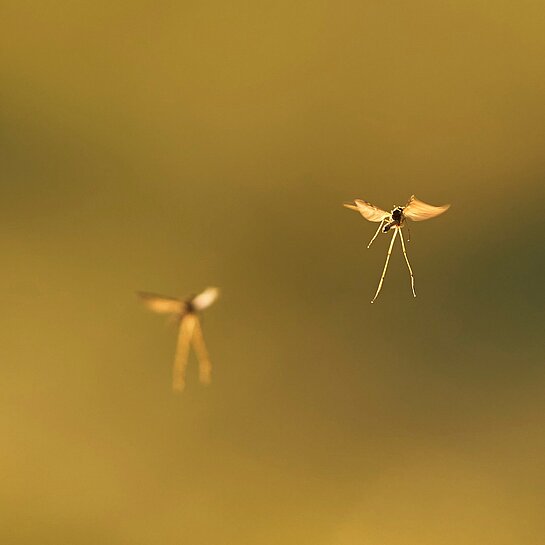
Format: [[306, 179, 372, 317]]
[[383, 221, 396, 232]]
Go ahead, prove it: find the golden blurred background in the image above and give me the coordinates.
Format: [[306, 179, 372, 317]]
[[2, 2, 545, 543]]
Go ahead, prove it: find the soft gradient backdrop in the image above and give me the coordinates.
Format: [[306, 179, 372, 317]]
[[2, 2, 545, 544]]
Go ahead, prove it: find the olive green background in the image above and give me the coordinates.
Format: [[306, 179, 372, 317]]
[[2, 2, 545, 544]]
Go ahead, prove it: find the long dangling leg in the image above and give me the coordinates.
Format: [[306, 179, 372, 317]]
[[371, 228, 398, 303], [191, 316, 212, 385], [399, 227, 416, 297], [367, 220, 385, 248], [172, 314, 196, 392]]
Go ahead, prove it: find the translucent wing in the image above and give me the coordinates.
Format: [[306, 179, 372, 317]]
[[403, 195, 450, 222], [191, 287, 220, 311], [343, 199, 389, 222], [138, 292, 184, 314], [191, 317, 212, 385], [172, 314, 197, 392]]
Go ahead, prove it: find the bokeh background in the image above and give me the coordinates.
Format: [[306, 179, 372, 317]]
[[2, 2, 545, 544]]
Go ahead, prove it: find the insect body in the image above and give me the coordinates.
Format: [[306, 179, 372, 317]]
[[383, 206, 404, 232], [344, 195, 450, 303], [138, 287, 220, 391]]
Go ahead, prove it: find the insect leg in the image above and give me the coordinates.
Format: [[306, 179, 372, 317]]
[[405, 222, 411, 242], [191, 316, 212, 385], [172, 314, 196, 392], [371, 227, 398, 303], [399, 227, 416, 297], [367, 220, 385, 248]]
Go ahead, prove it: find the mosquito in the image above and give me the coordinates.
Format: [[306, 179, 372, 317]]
[[138, 287, 220, 392], [344, 195, 450, 303]]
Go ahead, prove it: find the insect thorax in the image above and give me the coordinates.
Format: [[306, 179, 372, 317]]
[[391, 207, 404, 222]]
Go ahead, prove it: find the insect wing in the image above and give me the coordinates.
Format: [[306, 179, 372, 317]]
[[138, 292, 184, 314], [344, 199, 389, 222], [403, 195, 450, 222], [191, 287, 220, 311]]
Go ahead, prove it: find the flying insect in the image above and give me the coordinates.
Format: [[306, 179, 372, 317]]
[[138, 287, 220, 391], [344, 196, 450, 303]]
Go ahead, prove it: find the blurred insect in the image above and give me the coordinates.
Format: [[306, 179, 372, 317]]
[[344, 195, 450, 303], [138, 287, 220, 392]]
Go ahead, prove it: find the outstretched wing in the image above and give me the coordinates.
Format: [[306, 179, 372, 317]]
[[137, 292, 184, 314], [403, 195, 450, 222], [343, 199, 389, 222], [191, 287, 220, 311]]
